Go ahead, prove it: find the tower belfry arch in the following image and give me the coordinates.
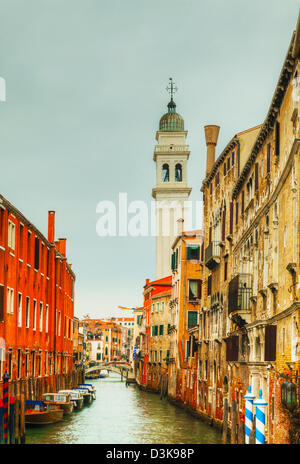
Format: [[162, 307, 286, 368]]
[[152, 79, 192, 278]]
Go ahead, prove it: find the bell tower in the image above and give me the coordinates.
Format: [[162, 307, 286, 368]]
[[152, 79, 192, 278]]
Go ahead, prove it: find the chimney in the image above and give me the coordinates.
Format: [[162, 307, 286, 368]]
[[204, 125, 220, 177], [48, 211, 55, 243], [177, 218, 184, 235], [58, 238, 66, 257]]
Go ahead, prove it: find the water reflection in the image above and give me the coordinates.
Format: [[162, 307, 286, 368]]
[[26, 374, 221, 444]]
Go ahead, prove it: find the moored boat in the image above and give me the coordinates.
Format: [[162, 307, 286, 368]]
[[25, 400, 64, 425], [42, 392, 74, 415], [58, 389, 84, 410], [73, 387, 93, 405], [77, 383, 96, 400]]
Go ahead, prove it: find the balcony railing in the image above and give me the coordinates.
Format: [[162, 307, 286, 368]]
[[205, 241, 221, 270], [154, 145, 190, 153], [228, 274, 252, 315]]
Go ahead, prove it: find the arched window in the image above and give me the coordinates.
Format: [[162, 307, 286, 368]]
[[162, 163, 169, 182], [175, 163, 182, 182]]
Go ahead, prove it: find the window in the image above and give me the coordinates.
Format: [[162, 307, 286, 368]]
[[207, 275, 212, 296], [39, 303, 43, 332], [0, 208, 5, 246], [160, 350, 162, 362], [26, 297, 30, 328], [45, 351, 48, 375], [33, 300, 37, 330], [156, 303, 159, 312], [161, 302, 165, 311], [17, 348, 21, 379], [162, 164, 169, 182], [0, 285, 4, 322], [275, 121, 280, 156], [189, 280, 201, 301], [187, 245, 200, 260], [18, 293, 22, 327], [175, 163, 182, 182], [232, 151, 235, 166], [224, 261, 228, 281], [187, 311, 198, 329], [27, 231, 31, 265], [45, 305, 49, 333], [159, 325, 164, 336], [186, 340, 191, 359], [7, 288, 14, 314], [19, 224, 24, 259], [8, 220, 15, 250]]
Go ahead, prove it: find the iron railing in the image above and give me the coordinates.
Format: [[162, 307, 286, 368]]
[[228, 273, 252, 315]]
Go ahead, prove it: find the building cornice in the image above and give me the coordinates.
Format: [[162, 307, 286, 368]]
[[232, 32, 296, 200], [152, 186, 192, 199]]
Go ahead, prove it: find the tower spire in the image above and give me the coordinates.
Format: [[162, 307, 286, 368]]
[[166, 78, 178, 114]]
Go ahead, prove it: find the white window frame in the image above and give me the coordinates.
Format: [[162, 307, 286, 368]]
[[45, 305, 49, 333], [26, 297, 30, 328], [7, 288, 14, 314], [18, 292, 22, 327], [39, 302, 43, 332], [8, 220, 15, 250], [33, 299, 37, 331]]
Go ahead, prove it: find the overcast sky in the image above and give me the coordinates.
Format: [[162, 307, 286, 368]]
[[0, 0, 299, 318]]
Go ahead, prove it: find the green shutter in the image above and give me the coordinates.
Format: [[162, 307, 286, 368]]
[[171, 252, 175, 270], [188, 311, 198, 328]]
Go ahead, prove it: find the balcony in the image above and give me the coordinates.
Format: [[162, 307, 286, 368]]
[[204, 241, 221, 270], [154, 145, 189, 153], [228, 274, 252, 316]]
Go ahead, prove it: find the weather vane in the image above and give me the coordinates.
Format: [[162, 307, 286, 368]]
[[166, 77, 178, 100]]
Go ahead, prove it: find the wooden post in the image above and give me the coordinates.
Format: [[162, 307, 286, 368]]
[[20, 393, 25, 444], [0, 398, 3, 444], [238, 423, 245, 444], [222, 398, 228, 443], [9, 396, 15, 444], [249, 415, 256, 444], [231, 400, 237, 444], [14, 397, 20, 444]]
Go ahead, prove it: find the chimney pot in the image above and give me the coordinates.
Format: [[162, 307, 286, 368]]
[[48, 211, 55, 243], [204, 125, 220, 177]]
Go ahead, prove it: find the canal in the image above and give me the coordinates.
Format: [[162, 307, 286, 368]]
[[26, 374, 222, 444]]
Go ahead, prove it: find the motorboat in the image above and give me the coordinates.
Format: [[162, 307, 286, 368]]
[[42, 392, 74, 415], [25, 400, 64, 425], [73, 387, 93, 405], [58, 389, 84, 410], [77, 383, 96, 400]]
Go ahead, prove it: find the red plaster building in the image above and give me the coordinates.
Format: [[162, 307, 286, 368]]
[[0, 195, 75, 385], [135, 276, 172, 388]]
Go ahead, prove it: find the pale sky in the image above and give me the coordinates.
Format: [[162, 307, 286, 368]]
[[0, 0, 299, 318]]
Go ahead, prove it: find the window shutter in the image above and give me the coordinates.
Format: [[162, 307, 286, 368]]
[[209, 226, 212, 243], [230, 202, 233, 235], [235, 202, 239, 225], [265, 325, 277, 361], [222, 208, 226, 241], [188, 311, 198, 328], [0, 285, 4, 321], [171, 252, 175, 270], [255, 163, 259, 191], [275, 122, 280, 156], [241, 191, 244, 215], [207, 275, 212, 296], [175, 248, 178, 268], [34, 237, 40, 270], [226, 336, 239, 361], [232, 151, 235, 166], [267, 143, 271, 173]]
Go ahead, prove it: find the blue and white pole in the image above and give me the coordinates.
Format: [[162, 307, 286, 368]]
[[253, 389, 268, 444], [244, 385, 255, 444]]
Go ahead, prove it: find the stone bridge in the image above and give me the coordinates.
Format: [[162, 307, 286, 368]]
[[85, 361, 132, 377]]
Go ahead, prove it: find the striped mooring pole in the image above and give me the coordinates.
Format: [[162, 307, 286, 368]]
[[244, 385, 255, 444], [3, 372, 9, 444], [253, 388, 268, 444]]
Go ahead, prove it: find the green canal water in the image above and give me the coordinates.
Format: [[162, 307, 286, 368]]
[[26, 374, 222, 444]]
